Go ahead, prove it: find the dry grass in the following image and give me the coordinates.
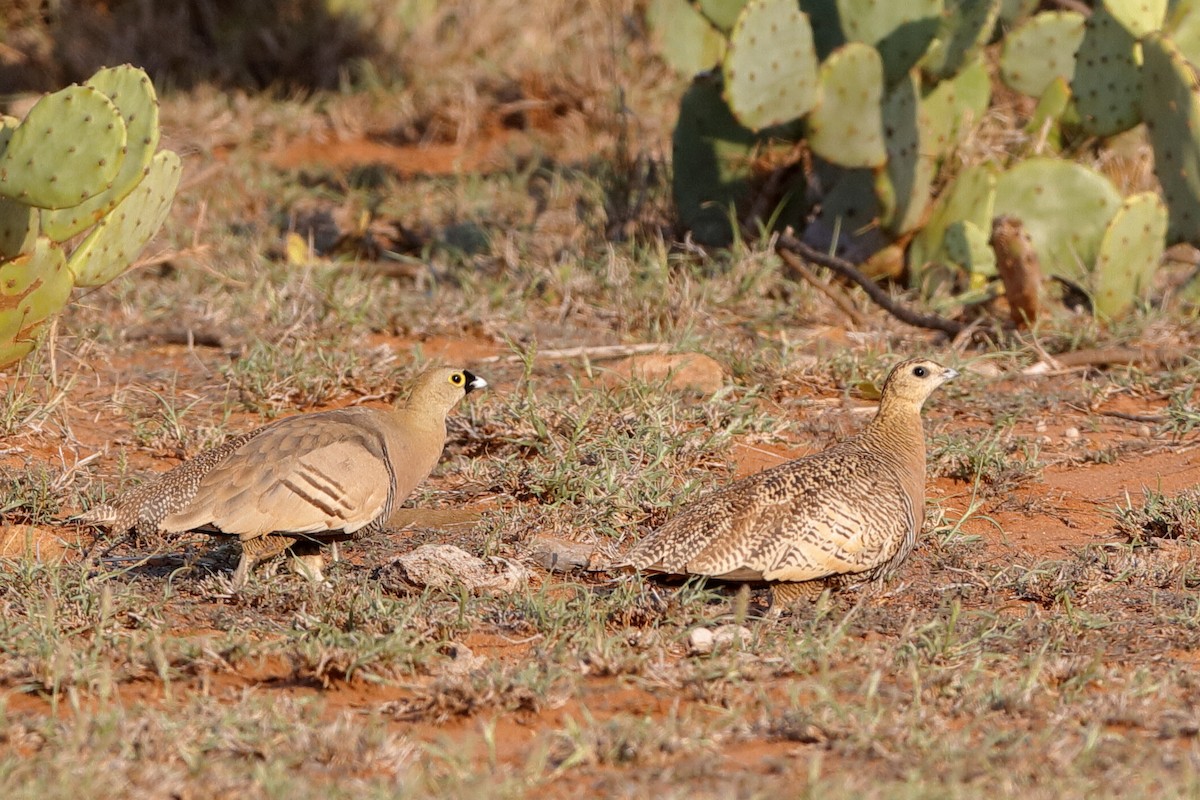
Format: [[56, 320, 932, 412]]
[[7, 2, 1200, 797]]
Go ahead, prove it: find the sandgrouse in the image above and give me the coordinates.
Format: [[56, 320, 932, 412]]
[[82, 366, 487, 587], [620, 358, 957, 610]]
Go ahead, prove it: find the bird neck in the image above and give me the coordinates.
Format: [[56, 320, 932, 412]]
[[862, 399, 927, 468]]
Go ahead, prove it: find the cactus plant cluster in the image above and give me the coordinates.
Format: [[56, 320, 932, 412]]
[[652, 0, 1200, 320], [0, 65, 180, 368]]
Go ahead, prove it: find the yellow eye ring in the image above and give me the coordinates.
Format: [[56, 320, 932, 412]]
[[450, 373, 463, 385]]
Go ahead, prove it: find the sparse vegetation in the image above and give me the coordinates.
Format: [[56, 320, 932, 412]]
[[7, 1, 1200, 797]]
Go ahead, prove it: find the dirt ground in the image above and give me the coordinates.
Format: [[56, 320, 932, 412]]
[[8, 4, 1200, 795]]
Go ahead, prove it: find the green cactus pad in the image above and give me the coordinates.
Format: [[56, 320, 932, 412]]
[[41, 65, 162, 242], [836, 0, 942, 86], [999, 0, 1038, 26], [698, 0, 748, 31], [1071, 5, 1142, 137], [1026, 76, 1071, 150], [921, 0, 1001, 81], [1168, 0, 1200, 66], [0, 116, 37, 259], [1141, 33, 1200, 244], [806, 43, 887, 167], [1105, 0, 1167, 37], [943, 219, 997, 277], [67, 150, 181, 287], [993, 158, 1121, 281], [800, 0, 846, 59], [803, 167, 891, 263], [1091, 192, 1167, 319], [723, 0, 820, 131], [922, 56, 991, 161], [647, 0, 726, 76], [999, 11, 1086, 98], [908, 163, 996, 283], [0, 85, 127, 210], [672, 76, 765, 246], [877, 72, 934, 235], [0, 236, 73, 368]]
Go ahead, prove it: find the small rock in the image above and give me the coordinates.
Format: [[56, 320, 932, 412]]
[[527, 534, 599, 573], [1137, 424, 1152, 438], [1064, 427, 1081, 440], [437, 642, 486, 677], [712, 624, 753, 649], [688, 627, 715, 655], [605, 352, 725, 394], [385, 544, 527, 595], [1034, 420, 1047, 433]]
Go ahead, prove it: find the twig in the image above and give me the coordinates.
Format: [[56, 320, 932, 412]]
[[1096, 410, 1166, 424], [775, 233, 967, 336], [777, 247, 867, 327], [479, 342, 669, 364]]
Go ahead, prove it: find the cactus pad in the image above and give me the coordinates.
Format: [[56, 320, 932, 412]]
[[0, 85, 127, 210], [922, 0, 1001, 81], [1141, 33, 1200, 245], [698, 0, 748, 31], [943, 219, 997, 277], [0, 237, 73, 368], [672, 76, 767, 246], [1105, 0, 1167, 37], [922, 56, 991, 161], [806, 43, 887, 167], [1168, 0, 1200, 66], [836, 0, 942, 86], [1071, 5, 1142, 137], [647, 0, 727, 76], [0, 116, 36, 259], [67, 150, 181, 287], [723, 0, 820, 130], [1091, 192, 1167, 319], [878, 73, 934, 235], [41, 65, 162, 242], [999, 11, 1086, 98], [803, 168, 890, 264], [993, 158, 1121, 281], [908, 163, 996, 280]]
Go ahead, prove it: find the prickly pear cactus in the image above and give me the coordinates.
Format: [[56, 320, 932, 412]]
[[836, 0, 942, 86], [993, 158, 1122, 281], [67, 150, 181, 287], [1026, 76, 1071, 150], [1167, 0, 1200, 65], [0, 117, 37, 259], [0, 237, 73, 367], [943, 219, 997, 279], [921, 56, 991, 163], [921, 0, 1000, 81], [698, 0, 748, 31], [999, 11, 1086, 98], [806, 43, 887, 167], [1071, 4, 1143, 137], [672, 75, 763, 247], [909, 164, 996, 282], [0, 86, 127, 210], [723, 0, 820, 130], [878, 72, 933, 235], [1105, 0, 1167, 37], [803, 167, 890, 263], [1091, 192, 1167, 319], [1141, 33, 1200, 244], [41, 65, 162, 242], [647, 0, 726, 76]]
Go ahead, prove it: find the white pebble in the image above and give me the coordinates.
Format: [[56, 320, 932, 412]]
[[712, 624, 753, 648], [1034, 420, 1047, 433], [1137, 424, 1152, 438], [1063, 427, 1081, 440], [688, 627, 715, 655]]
